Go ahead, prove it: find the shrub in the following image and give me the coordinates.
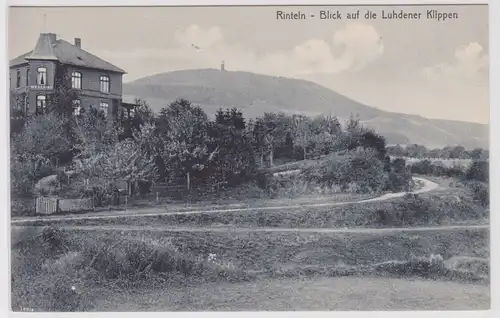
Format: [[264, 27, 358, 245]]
[[445, 164, 465, 178], [466, 161, 489, 182], [465, 181, 489, 207], [11, 199, 34, 216], [11, 154, 56, 197], [385, 171, 413, 192], [301, 149, 388, 194], [410, 159, 433, 174]]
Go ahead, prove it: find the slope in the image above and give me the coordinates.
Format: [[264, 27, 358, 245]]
[[123, 69, 488, 148]]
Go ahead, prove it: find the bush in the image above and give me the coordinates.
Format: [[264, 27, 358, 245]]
[[384, 159, 413, 192], [466, 161, 488, 182], [410, 159, 433, 174], [11, 198, 34, 216], [11, 154, 56, 197], [465, 181, 489, 207], [301, 149, 388, 194]]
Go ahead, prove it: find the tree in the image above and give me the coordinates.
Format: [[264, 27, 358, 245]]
[[12, 113, 72, 165], [10, 90, 27, 136], [470, 148, 487, 160], [73, 124, 157, 198], [342, 114, 366, 151], [208, 108, 256, 185], [466, 161, 488, 182], [360, 130, 387, 158], [291, 115, 310, 160], [255, 112, 291, 166], [405, 144, 428, 158], [158, 99, 218, 190], [72, 106, 121, 159], [49, 63, 80, 117], [252, 118, 269, 167], [449, 146, 466, 159], [387, 144, 405, 157]]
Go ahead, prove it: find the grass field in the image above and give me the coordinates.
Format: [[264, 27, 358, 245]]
[[10, 174, 490, 311], [67, 227, 488, 272], [92, 276, 490, 311], [11, 226, 490, 311]]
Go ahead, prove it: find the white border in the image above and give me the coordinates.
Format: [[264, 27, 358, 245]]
[[1, 1, 497, 318]]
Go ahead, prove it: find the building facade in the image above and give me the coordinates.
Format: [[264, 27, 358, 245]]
[[9, 33, 128, 118]]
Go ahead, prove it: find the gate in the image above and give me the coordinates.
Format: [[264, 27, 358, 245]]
[[35, 197, 95, 215], [35, 197, 58, 215]]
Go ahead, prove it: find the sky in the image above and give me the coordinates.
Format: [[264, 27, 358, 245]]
[[8, 5, 489, 124]]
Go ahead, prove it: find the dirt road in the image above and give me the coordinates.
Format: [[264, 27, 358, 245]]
[[11, 177, 438, 225]]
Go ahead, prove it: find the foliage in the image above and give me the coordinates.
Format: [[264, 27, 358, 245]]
[[11, 154, 55, 197], [158, 99, 217, 188], [72, 107, 121, 158], [465, 181, 489, 207], [48, 63, 80, 117], [11, 113, 72, 163], [301, 149, 389, 194], [206, 108, 256, 185], [10, 90, 27, 136], [387, 144, 489, 160], [73, 124, 157, 202], [465, 161, 488, 182]]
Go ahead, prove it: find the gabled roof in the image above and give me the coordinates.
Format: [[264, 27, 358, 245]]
[[10, 33, 126, 74]]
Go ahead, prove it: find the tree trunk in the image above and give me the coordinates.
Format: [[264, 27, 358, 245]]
[[269, 149, 274, 167], [303, 146, 307, 160], [260, 155, 264, 168], [128, 182, 132, 197], [186, 171, 191, 191]]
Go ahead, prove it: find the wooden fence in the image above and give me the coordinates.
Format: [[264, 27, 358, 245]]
[[35, 197, 94, 215]]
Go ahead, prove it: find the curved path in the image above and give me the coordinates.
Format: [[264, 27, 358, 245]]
[[11, 177, 438, 225]]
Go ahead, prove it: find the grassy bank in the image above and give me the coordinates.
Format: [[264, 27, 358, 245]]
[[11, 226, 489, 311], [33, 191, 488, 229]]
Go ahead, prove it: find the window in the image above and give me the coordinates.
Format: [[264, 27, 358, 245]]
[[37, 67, 47, 85], [71, 72, 82, 89], [26, 68, 30, 86], [100, 101, 109, 117], [16, 70, 21, 88], [72, 100, 81, 116], [99, 75, 110, 93], [36, 95, 47, 114]]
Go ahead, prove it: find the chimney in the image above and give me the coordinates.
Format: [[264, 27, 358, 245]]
[[74, 38, 81, 48], [221, 60, 225, 71]]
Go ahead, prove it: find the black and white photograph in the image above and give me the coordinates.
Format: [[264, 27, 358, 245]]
[[6, 2, 492, 313]]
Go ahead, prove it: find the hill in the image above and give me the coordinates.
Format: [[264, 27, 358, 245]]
[[123, 69, 488, 149]]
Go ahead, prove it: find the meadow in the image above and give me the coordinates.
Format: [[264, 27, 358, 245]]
[[11, 225, 489, 311]]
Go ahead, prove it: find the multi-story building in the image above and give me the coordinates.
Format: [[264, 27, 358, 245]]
[[9, 32, 132, 118]]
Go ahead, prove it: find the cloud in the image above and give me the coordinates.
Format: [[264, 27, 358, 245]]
[[422, 42, 488, 84], [95, 23, 384, 80], [332, 23, 384, 71]]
